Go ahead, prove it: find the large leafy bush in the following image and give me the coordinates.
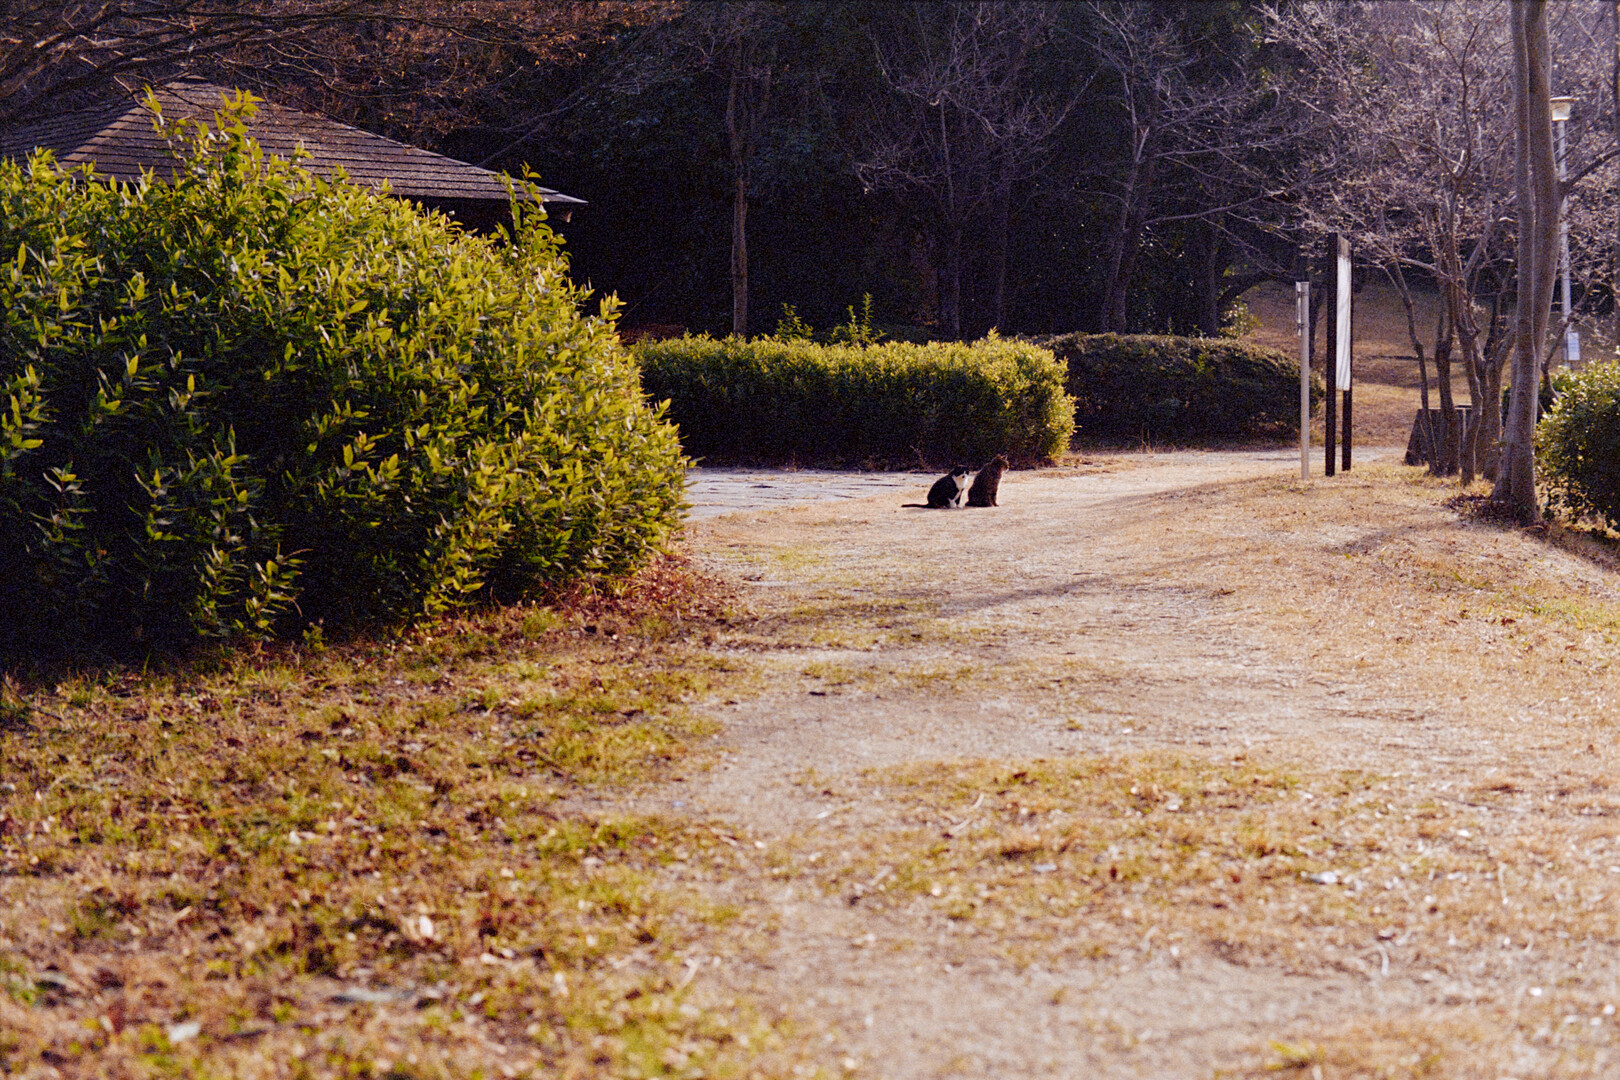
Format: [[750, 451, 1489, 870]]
[[1537, 362, 1620, 527], [635, 335, 1073, 468], [1041, 333, 1320, 441], [0, 96, 684, 656]]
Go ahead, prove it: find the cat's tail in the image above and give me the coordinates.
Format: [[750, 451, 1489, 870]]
[[900, 503, 937, 508]]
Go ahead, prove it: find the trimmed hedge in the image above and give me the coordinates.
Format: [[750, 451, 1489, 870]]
[[635, 335, 1074, 468], [1041, 333, 1321, 440], [1537, 363, 1620, 527], [0, 97, 684, 656]]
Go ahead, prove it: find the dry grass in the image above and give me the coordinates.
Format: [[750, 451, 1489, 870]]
[[791, 751, 1620, 970], [683, 452, 1620, 1076], [768, 743, 1620, 1076], [0, 559, 818, 1080]]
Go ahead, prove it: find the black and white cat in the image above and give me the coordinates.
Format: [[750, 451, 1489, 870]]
[[903, 466, 970, 508]]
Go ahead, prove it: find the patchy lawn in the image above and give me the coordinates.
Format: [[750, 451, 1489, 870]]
[[0, 560, 816, 1080]]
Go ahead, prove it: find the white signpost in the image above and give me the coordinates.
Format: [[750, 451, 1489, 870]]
[[1324, 234, 1353, 475], [1336, 245, 1352, 394]]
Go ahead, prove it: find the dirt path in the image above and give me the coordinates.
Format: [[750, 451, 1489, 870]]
[[616, 449, 1620, 1078]]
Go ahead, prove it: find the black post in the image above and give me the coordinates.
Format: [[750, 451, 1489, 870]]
[[1342, 385, 1353, 472], [1324, 236, 1338, 476]]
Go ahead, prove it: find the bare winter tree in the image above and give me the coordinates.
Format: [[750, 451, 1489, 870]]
[[1277, 2, 1517, 481], [214, 3, 677, 147], [855, 2, 1081, 338], [1086, 1, 1294, 333], [0, 0, 391, 125], [1278, 0, 1620, 487], [598, 2, 796, 338]]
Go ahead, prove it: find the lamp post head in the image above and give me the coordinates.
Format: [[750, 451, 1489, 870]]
[[1551, 96, 1574, 122]]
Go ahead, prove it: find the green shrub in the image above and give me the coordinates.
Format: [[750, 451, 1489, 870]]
[[1536, 362, 1620, 527], [1040, 333, 1321, 441], [0, 94, 684, 657], [635, 334, 1074, 468]]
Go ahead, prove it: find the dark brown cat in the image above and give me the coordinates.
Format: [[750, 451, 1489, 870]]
[[966, 454, 1008, 507]]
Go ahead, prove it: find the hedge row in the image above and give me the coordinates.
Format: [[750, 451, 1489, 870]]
[[1040, 333, 1319, 440], [635, 335, 1074, 468], [0, 97, 684, 656]]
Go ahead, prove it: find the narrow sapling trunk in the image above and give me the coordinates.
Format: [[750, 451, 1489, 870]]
[[1389, 265, 1435, 465], [990, 153, 1013, 332], [1613, 1, 1620, 346], [1434, 303, 1459, 477], [722, 41, 774, 340], [1449, 282, 1485, 486], [1100, 138, 1157, 332], [937, 101, 962, 340], [726, 66, 750, 338], [1477, 297, 1511, 481], [731, 165, 748, 337]]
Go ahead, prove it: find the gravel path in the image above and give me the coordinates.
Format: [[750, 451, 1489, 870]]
[[684, 467, 932, 519], [634, 447, 1617, 1079], [684, 448, 1399, 520]]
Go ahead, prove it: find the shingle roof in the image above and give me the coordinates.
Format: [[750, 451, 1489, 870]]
[[2, 76, 584, 208]]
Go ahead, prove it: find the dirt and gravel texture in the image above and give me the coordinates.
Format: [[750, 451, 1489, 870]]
[[593, 447, 1620, 1079]]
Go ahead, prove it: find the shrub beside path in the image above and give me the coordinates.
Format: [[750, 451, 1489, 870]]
[[616, 448, 1620, 1077]]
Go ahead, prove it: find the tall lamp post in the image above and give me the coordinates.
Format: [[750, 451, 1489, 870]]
[[1551, 95, 1576, 367]]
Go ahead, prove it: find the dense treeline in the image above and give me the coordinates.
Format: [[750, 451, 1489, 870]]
[[18, 1, 1309, 342], [442, 1, 1301, 340]]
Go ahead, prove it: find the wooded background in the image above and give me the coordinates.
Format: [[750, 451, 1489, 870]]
[[12, 1, 1620, 355]]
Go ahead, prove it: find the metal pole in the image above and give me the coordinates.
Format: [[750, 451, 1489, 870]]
[[1298, 279, 1311, 478], [1324, 237, 1337, 477], [1558, 114, 1572, 365]]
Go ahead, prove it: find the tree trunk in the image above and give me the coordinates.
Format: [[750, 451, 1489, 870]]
[[1613, 1, 1620, 346], [1388, 264, 1436, 465], [1452, 281, 1484, 486], [1192, 219, 1225, 336], [723, 42, 774, 339], [937, 99, 962, 340], [939, 218, 963, 340], [989, 151, 1014, 333], [1477, 297, 1510, 480], [1481, 343, 1506, 482], [725, 65, 750, 338], [1099, 137, 1156, 332], [1496, 0, 1555, 522], [730, 165, 749, 338], [1434, 306, 1458, 477]]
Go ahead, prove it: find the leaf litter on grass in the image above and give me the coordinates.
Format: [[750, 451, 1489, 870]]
[[0, 556, 820, 1080]]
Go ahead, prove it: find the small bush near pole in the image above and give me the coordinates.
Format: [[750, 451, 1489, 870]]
[[1536, 363, 1620, 527]]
